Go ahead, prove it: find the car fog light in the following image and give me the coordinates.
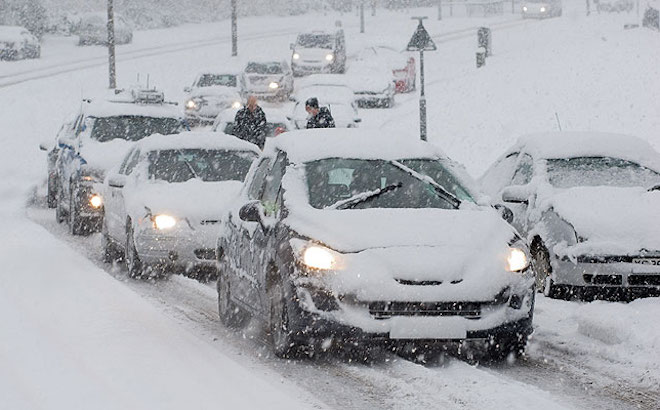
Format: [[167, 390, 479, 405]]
[[153, 214, 176, 230], [540, 6, 546, 12], [89, 194, 102, 209], [523, 6, 528, 11], [325, 54, 334, 61], [293, 53, 300, 60], [303, 246, 336, 270], [268, 82, 279, 89], [506, 248, 529, 272]]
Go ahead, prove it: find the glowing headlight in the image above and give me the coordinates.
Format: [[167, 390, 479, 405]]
[[523, 6, 528, 11], [325, 54, 334, 61], [153, 214, 176, 230], [303, 246, 336, 270], [506, 248, 529, 272], [89, 194, 102, 209], [231, 101, 242, 109], [185, 99, 198, 110], [268, 82, 279, 89], [292, 53, 300, 60], [540, 6, 546, 11]]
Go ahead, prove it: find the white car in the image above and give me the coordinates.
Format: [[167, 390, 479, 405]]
[[217, 128, 535, 359], [291, 30, 346, 76], [347, 51, 397, 108], [76, 12, 132, 46], [102, 132, 261, 279], [0, 26, 40, 60], [243, 60, 294, 101], [480, 132, 660, 300], [521, 0, 563, 18], [212, 107, 293, 139], [290, 83, 361, 129], [183, 71, 243, 125], [354, 46, 416, 93]]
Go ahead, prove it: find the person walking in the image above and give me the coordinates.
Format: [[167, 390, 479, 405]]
[[233, 96, 268, 149], [305, 97, 335, 129]]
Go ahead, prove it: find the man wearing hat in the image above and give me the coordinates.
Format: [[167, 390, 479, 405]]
[[305, 97, 335, 129]]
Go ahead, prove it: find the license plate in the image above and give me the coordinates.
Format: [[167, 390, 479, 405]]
[[389, 316, 467, 340], [632, 258, 660, 265]]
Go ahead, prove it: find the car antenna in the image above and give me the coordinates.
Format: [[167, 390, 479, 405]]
[[554, 112, 562, 131]]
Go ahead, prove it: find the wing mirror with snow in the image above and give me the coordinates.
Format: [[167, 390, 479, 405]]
[[183, 86, 192, 93], [239, 200, 263, 223], [501, 185, 531, 204], [493, 204, 514, 224], [108, 174, 126, 188]]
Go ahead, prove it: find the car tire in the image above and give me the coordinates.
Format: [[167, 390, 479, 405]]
[[47, 176, 57, 208], [55, 185, 66, 223], [217, 270, 250, 328], [125, 225, 143, 278], [486, 335, 527, 362], [68, 188, 85, 236], [102, 220, 122, 263], [268, 275, 302, 358]]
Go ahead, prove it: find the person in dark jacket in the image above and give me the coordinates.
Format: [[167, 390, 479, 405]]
[[305, 97, 335, 129], [233, 96, 267, 149]]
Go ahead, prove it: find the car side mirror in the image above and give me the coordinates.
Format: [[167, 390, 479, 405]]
[[501, 185, 530, 204], [354, 118, 362, 123], [39, 141, 50, 151], [108, 174, 126, 188], [494, 204, 514, 224], [239, 200, 263, 223], [183, 86, 192, 93]]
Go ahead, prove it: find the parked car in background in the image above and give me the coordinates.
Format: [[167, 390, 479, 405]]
[[47, 87, 186, 235], [183, 71, 244, 125], [290, 84, 360, 128], [102, 132, 260, 279], [0, 26, 40, 60], [291, 30, 346, 76], [480, 132, 660, 300], [521, 0, 563, 18], [346, 62, 396, 108], [212, 107, 292, 139], [594, 0, 634, 12], [243, 60, 294, 101], [354, 46, 416, 93], [76, 12, 133, 46], [216, 128, 535, 359]]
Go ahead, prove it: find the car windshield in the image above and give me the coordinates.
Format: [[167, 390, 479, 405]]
[[547, 157, 660, 188], [223, 122, 287, 138], [398, 159, 475, 203], [90, 116, 181, 142], [197, 74, 237, 88], [148, 149, 257, 183], [245, 62, 282, 74], [305, 158, 461, 210], [297, 34, 334, 49]]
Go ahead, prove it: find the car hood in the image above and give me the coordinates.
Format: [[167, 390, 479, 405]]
[[79, 140, 134, 177], [126, 179, 243, 223], [550, 186, 660, 253], [190, 87, 239, 99], [347, 66, 394, 93]]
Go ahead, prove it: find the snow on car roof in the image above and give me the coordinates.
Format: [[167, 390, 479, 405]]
[[135, 131, 261, 153], [83, 99, 183, 119], [514, 132, 660, 169], [266, 128, 446, 163]]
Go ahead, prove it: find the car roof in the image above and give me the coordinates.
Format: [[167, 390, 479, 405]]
[[295, 74, 350, 89], [513, 132, 660, 169], [135, 131, 261, 153], [264, 128, 446, 164], [82, 99, 183, 119]]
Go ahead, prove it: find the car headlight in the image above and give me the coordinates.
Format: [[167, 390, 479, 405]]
[[185, 99, 198, 110], [302, 245, 342, 270], [89, 194, 103, 209], [231, 101, 242, 109], [522, 6, 528, 11], [269, 82, 279, 89], [506, 247, 530, 272], [292, 53, 300, 60], [540, 6, 546, 11], [325, 53, 334, 61], [153, 214, 176, 230]]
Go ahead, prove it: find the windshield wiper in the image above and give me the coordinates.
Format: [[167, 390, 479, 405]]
[[390, 160, 461, 209], [177, 150, 199, 179], [326, 182, 403, 210]]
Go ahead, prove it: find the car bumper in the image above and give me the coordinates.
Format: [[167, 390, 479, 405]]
[[553, 255, 660, 289], [355, 92, 394, 107], [292, 62, 334, 75], [135, 228, 218, 271]]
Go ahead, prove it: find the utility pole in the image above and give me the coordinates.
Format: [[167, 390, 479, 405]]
[[360, 1, 365, 33], [406, 17, 436, 142], [231, 0, 237, 56], [438, 0, 443, 20], [107, 0, 116, 89]]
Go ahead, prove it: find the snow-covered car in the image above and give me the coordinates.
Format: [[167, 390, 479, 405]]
[[216, 128, 535, 359], [102, 132, 260, 279], [0, 26, 40, 60], [76, 12, 132, 46], [346, 61, 396, 108], [480, 132, 660, 300], [291, 30, 346, 76], [51, 87, 187, 235], [290, 84, 360, 129], [183, 71, 244, 125], [353, 46, 416, 94], [522, 0, 563, 18], [212, 107, 292, 139], [242, 60, 294, 101], [594, 0, 634, 12]]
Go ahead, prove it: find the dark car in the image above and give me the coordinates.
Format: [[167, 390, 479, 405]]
[[216, 129, 535, 359]]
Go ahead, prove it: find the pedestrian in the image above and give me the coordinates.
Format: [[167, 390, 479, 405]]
[[233, 95, 267, 149], [305, 97, 335, 129]]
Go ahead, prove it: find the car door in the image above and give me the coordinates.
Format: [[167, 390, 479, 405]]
[[503, 153, 534, 233], [107, 149, 140, 242]]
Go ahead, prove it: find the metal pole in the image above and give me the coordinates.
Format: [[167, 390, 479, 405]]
[[419, 50, 426, 141], [360, 1, 365, 33], [438, 0, 443, 20], [512, 0, 515, 14], [372, 0, 376, 16], [231, 0, 237, 56], [107, 0, 116, 89]]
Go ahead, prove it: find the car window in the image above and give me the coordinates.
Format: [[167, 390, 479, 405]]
[[247, 158, 270, 200], [261, 152, 287, 218], [480, 153, 519, 197], [118, 148, 135, 174], [123, 149, 141, 175], [511, 154, 533, 185]]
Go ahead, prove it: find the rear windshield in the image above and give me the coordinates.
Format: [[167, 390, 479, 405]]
[[297, 34, 334, 49], [197, 74, 237, 88], [90, 116, 181, 142], [245, 62, 282, 74], [148, 149, 257, 183]]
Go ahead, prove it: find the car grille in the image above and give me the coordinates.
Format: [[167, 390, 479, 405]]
[[369, 301, 482, 320], [628, 275, 660, 286], [583, 274, 623, 285], [194, 248, 216, 260]]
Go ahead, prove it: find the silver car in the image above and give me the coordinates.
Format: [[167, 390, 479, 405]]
[[480, 132, 660, 300], [183, 71, 243, 125], [242, 60, 294, 101]]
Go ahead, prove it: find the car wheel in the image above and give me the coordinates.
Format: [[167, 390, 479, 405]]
[[125, 225, 143, 278], [55, 184, 66, 223], [47, 176, 57, 208], [68, 189, 85, 235], [268, 276, 301, 358], [217, 269, 250, 328], [532, 243, 556, 297], [486, 335, 527, 362]]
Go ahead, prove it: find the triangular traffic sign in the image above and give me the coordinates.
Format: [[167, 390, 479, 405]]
[[406, 22, 436, 52]]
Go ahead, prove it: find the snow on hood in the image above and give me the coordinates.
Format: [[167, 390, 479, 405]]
[[347, 63, 394, 93], [125, 179, 243, 222], [190, 86, 240, 99], [79, 139, 134, 176], [550, 186, 660, 254]]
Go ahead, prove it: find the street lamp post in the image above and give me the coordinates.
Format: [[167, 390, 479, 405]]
[[107, 0, 116, 89], [360, 1, 365, 33], [231, 0, 237, 56], [406, 17, 436, 142]]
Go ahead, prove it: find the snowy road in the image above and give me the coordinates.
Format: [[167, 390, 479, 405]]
[[3, 3, 660, 409]]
